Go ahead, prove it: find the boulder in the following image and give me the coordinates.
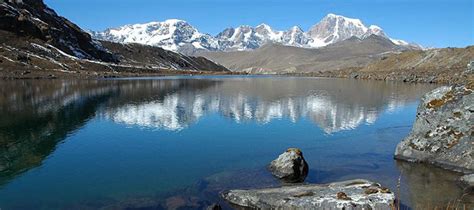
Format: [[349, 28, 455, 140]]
[[221, 179, 395, 209], [269, 148, 308, 183], [395, 83, 474, 173], [467, 61, 474, 73], [460, 174, 474, 188]]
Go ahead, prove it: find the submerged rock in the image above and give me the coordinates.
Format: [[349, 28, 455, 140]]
[[395, 84, 474, 173], [221, 179, 395, 209], [269, 148, 309, 183], [206, 203, 222, 210]]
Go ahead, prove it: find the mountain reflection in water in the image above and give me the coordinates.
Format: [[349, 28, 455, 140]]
[[99, 77, 430, 133], [0, 77, 432, 182], [0, 78, 219, 182], [2, 76, 463, 210]]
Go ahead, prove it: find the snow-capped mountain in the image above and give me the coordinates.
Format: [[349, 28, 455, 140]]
[[281, 26, 313, 47], [92, 14, 419, 53], [308, 13, 369, 47], [216, 24, 288, 51], [91, 19, 219, 52]]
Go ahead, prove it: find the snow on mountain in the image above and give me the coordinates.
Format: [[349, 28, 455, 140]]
[[91, 19, 219, 52], [216, 25, 268, 51], [255, 23, 283, 41], [215, 24, 286, 51], [92, 14, 419, 53], [366, 25, 386, 37], [281, 26, 312, 47], [307, 13, 369, 47]]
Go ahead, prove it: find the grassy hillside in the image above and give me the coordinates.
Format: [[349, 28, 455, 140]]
[[200, 35, 411, 74]]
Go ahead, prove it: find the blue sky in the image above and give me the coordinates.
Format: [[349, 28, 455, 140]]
[[45, 0, 473, 48]]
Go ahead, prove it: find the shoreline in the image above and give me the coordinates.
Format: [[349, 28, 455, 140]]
[[0, 69, 247, 80], [2, 68, 471, 85], [2, 64, 472, 84], [282, 68, 473, 85]]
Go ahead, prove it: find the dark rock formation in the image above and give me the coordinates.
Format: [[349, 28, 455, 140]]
[[395, 83, 473, 173], [269, 148, 309, 183], [221, 179, 395, 209], [0, 0, 117, 62]]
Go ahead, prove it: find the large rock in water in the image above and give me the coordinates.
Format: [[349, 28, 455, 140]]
[[269, 148, 308, 183], [221, 179, 395, 209], [395, 83, 474, 173]]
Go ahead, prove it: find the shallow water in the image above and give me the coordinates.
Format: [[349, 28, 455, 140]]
[[0, 76, 471, 209]]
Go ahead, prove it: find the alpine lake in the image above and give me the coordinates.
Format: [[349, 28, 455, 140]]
[[0, 76, 471, 209]]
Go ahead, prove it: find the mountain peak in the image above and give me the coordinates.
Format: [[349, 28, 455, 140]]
[[325, 13, 346, 19], [368, 25, 382, 30], [161, 19, 187, 25], [236, 25, 253, 29], [256, 23, 271, 28], [290, 26, 303, 32], [307, 13, 368, 47], [126, 19, 187, 28], [255, 23, 275, 33], [323, 13, 364, 27]]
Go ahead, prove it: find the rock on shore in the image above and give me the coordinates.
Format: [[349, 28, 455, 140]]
[[269, 148, 309, 183], [221, 179, 395, 209], [460, 174, 474, 188], [395, 83, 473, 173]]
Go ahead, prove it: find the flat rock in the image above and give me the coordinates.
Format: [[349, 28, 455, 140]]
[[221, 179, 395, 209], [395, 84, 474, 173]]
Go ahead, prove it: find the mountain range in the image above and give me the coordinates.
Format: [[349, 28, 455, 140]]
[[91, 14, 421, 54], [1, 0, 470, 82]]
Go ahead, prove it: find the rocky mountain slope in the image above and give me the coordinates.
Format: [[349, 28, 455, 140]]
[[199, 34, 411, 73], [0, 0, 117, 62], [315, 46, 474, 84], [101, 41, 228, 72], [360, 47, 473, 74], [0, 0, 229, 79], [92, 14, 420, 54]]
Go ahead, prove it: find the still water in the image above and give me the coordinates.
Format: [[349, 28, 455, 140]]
[[0, 76, 470, 209]]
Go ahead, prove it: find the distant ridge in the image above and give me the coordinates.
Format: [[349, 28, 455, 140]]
[[198, 34, 414, 74]]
